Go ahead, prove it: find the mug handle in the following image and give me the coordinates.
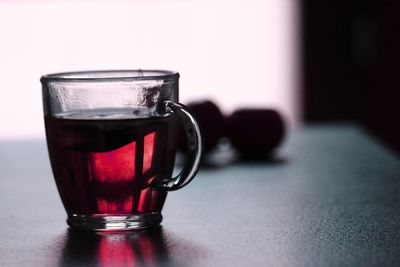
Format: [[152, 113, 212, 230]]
[[150, 100, 203, 191]]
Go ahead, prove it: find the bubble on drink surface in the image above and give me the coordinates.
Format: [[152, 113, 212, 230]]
[[55, 108, 151, 120], [132, 107, 153, 118]]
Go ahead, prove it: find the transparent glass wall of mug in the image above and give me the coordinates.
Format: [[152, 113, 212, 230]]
[[41, 70, 202, 231]]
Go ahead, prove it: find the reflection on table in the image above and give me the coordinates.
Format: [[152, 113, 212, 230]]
[[59, 227, 170, 267]]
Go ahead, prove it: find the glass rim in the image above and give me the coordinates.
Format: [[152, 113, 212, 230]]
[[40, 69, 179, 83]]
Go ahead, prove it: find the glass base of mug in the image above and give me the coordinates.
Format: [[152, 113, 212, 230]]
[[67, 213, 162, 231]]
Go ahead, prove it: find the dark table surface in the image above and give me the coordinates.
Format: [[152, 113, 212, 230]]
[[1, 125, 400, 267]]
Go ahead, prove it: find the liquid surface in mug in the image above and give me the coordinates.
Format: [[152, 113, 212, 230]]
[[45, 109, 177, 216]]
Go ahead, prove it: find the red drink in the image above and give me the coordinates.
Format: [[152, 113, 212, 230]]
[[44, 109, 177, 216]]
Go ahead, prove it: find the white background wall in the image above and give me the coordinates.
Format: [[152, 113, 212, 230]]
[[0, 0, 300, 140]]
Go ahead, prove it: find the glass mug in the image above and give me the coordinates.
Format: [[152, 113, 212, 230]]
[[41, 70, 202, 231]]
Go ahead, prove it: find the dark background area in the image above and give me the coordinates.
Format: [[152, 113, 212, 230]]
[[301, 0, 400, 155]]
